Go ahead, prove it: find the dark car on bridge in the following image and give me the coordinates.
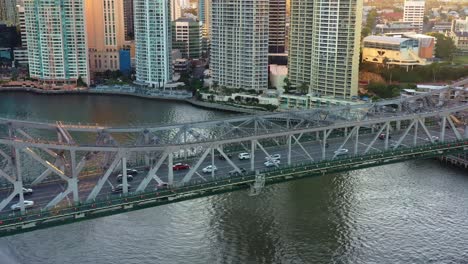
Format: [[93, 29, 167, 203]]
[[126, 169, 139, 175], [218, 153, 233, 160], [228, 168, 247, 176], [173, 163, 190, 171], [112, 184, 132, 194], [379, 133, 391, 140], [117, 174, 134, 183]]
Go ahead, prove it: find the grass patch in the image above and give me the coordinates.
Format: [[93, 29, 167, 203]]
[[453, 55, 468, 65]]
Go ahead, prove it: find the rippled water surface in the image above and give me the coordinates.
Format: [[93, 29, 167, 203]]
[[0, 92, 467, 263]]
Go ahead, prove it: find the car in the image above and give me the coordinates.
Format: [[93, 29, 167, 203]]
[[426, 136, 439, 142], [15, 187, 33, 197], [173, 163, 190, 171], [112, 184, 132, 193], [218, 153, 233, 160], [126, 169, 138, 175], [11, 200, 34, 211], [379, 133, 391, 140], [264, 159, 280, 167], [265, 154, 281, 161], [228, 168, 247, 176], [116, 174, 134, 183], [334, 148, 349, 156], [202, 165, 217, 173], [238, 153, 251, 160], [22, 187, 33, 195], [156, 182, 169, 190]]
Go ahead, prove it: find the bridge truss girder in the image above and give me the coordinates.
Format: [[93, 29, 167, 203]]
[[0, 82, 465, 217]]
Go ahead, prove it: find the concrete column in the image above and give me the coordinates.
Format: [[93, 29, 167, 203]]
[[287, 135, 292, 165]]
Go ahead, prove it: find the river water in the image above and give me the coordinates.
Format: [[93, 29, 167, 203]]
[[0, 92, 467, 264]]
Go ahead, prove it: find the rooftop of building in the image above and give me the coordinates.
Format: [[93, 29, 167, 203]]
[[174, 17, 198, 23], [363, 35, 410, 45]]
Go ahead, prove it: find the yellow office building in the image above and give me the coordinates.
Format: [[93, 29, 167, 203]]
[[86, 0, 126, 75]]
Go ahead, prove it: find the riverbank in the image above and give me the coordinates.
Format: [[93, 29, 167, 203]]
[[0, 86, 266, 114]]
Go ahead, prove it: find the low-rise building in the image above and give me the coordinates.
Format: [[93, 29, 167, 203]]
[[362, 35, 434, 67], [432, 21, 452, 33], [13, 48, 28, 65], [172, 17, 201, 59], [269, 64, 287, 92], [451, 32, 468, 54], [173, 59, 189, 72], [375, 22, 419, 34], [279, 94, 363, 110]]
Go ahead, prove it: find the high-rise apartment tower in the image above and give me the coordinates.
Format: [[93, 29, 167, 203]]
[[24, 0, 89, 85], [403, 0, 425, 33], [288, 0, 362, 99], [269, 0, 286, 54], [210, 0, 269, 91], [134, 0, 172, 88], [86, 0, 126, 74]]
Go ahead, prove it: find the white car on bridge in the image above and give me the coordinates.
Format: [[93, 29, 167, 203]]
[[11, 200, 34, 211], [238, 153, 251, 160], [334, 148, 349, 156], [264, 159, 280, 167], [202, 165, 217, 173]]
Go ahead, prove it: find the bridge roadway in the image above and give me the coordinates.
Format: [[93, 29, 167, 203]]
[[0, 125, 460, 218]]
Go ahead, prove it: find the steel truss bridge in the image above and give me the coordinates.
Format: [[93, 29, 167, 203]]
[[0, 79, 466, 237]]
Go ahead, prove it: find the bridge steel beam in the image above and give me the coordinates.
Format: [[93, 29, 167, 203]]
[[136, 151, 168, 192], [181, 147, 212, 183], [292, 133, 314, 162], [122, 154, 128, 195], [440, 116, 447, 142], [394, 120, 417, 148], [15, 128, 58, 158], [333, 126, 358, 159], [86, 152, 121, 202], [447, 116, 462, 140]]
